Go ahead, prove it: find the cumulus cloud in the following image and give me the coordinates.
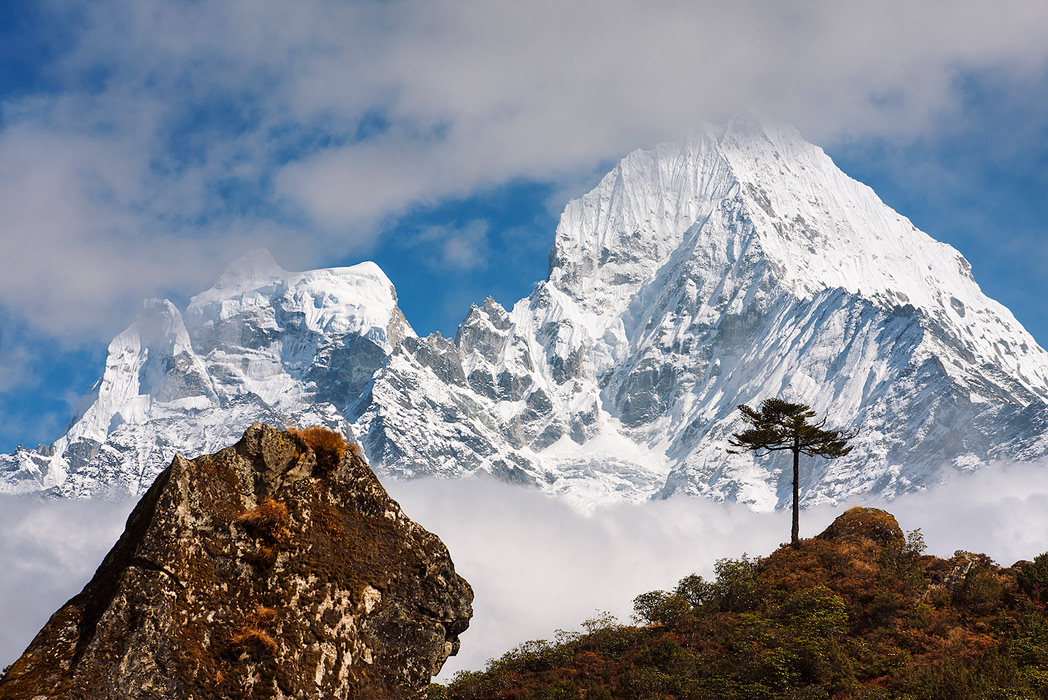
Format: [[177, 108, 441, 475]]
[[3, 0, 1048, 342]]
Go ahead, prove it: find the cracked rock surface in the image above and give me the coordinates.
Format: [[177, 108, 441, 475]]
[[0, 423, 473, 700]]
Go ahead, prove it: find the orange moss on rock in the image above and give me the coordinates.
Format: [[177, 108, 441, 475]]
[[235, 498, 289, 542], [286, 425, 363, 469], [230, 627, 278, 658]]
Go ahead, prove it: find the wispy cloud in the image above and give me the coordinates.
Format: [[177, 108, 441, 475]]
[[0, 496, 134, 667], [411, 220, 491, 272]]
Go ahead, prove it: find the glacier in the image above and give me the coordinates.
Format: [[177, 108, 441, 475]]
[[5, 118, 1048, 511]]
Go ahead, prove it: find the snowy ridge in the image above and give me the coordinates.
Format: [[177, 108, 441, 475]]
[[0, 251, 412, 496], [5, 120, 1048, 511]]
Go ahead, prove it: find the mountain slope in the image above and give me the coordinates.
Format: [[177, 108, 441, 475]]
[[433, 508, 1048, 700], [354, 119, 1048, 510], [5, 119, 1048, 509], [0, 250, 413, 497]]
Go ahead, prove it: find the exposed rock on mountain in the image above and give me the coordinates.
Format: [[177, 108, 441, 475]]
[[0, 423, 472, 700], [5, 118, 1048, 511], [815, 506, 904, 547]]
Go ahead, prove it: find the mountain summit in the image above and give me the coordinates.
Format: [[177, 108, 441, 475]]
[[5, 120, 1048, 509], [354, 119, 1048, 509]]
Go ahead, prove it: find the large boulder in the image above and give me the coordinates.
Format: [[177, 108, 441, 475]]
[[0, 423, 473, 700]]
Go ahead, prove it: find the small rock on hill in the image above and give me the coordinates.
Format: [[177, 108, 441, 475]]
[[0, 423, 473, 700], [815, 506, 905, 547]]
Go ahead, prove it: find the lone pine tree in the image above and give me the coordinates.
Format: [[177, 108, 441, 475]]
[[729, 399, 857, 547]]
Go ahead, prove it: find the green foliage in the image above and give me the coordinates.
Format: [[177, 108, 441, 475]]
[[728, 398, 856, 459], [674, 572, 714, 607], [632, 558, 761, 625], [878, 528, 927, 590], [632, 589, 688, 626], [904, 528, 926, 556], [1018, 552, 1048, 605], [710, 555, 763, 612]]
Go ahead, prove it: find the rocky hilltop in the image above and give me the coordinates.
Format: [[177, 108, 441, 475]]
[[0, 423, 472, 700], [5, 118, 1048, 511]]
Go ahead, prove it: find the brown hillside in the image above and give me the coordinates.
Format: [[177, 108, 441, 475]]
[[435, 507, 1048, 700]]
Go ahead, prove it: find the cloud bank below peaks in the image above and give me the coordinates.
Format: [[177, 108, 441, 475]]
[[391, 458, 1048, 678], [2, 457, 1048, 678]]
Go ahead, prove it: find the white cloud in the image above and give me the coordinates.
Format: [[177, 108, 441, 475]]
[[3, 0, 1048, 344], [3, 460, 1048, 680], [411, 220, 491, 271], [0, 496, 134, 668]]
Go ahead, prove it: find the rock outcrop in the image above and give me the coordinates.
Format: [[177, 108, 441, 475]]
[[815, 506, 905, 547], [0, 423, 473, 700]]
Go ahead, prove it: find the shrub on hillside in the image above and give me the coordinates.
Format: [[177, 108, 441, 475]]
[[1018, 552, 1048, 605]]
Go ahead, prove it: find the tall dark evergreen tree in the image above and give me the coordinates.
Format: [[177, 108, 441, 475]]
[[728, 399, 857, 547]]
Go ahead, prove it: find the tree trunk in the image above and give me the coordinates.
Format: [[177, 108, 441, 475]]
[[791, 443, 800, 548]]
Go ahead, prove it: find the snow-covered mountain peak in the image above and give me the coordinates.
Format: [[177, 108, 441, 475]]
[[61, 296, 214, 451], [129, 297, 194, 354], [546, 121, 921, 313], [713, 124, 1048, 397], [188, 255, 412, 352], [0, 255, 417, 497], [543, 123, 1048, 399], [547, 130, 735, 318], [7, 122, 1048, 513]]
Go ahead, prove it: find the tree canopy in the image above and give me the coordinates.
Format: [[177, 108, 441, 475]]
[[728, 398, 857, 547]]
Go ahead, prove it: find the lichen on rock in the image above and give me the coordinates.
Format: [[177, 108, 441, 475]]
[[0, 423, 473, 700]]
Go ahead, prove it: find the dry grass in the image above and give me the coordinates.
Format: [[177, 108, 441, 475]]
[[230, 626, 278, 657], [287, 425, 364, 467], [250, 606, 278, 626], [235, 498, 289, 542]]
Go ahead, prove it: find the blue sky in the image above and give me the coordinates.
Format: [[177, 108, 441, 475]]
[[1, 1, 1048, 453]]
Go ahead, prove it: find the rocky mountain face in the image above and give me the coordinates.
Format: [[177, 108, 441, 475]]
[[0, 423, 472, 700], [4, 118, 1048, 510]]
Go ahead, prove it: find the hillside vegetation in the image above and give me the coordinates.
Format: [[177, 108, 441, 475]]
[[432, 508, 1048, 700]]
